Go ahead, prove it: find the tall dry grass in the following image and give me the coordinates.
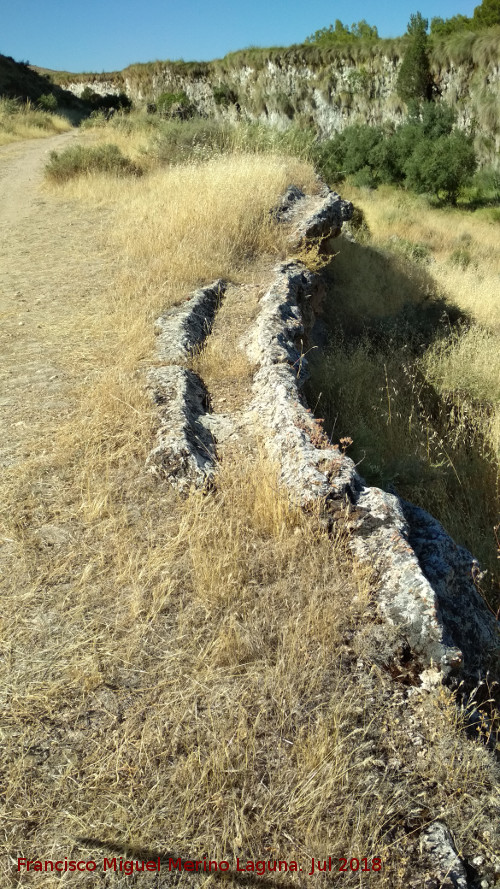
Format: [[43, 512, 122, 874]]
[[1, 145, 499, 888], [0, 98, 71, 146], [348, 184, 500, 330], [308, 181, 500, 602], [54, 153, 318, 370]]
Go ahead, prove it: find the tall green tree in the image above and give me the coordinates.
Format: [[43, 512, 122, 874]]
[[473, 0, 500, 27], [397, 12, 432, 104]]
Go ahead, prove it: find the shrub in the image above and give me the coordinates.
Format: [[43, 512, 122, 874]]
[[81, 88, 132, 113], [156, 91, 193, 118], [404, 131, 477, 202], [45, 143, 141, 183], [212, 83, 238, 107], [314, 105, 477, 203], [37, 93, 58, 112]]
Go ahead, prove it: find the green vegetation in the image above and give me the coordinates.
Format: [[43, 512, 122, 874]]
[[212, 82, 238, 106], [397, 12, 432, 103], [37, 92, 58, 111], [302, 178, 500, 607], [156, 89, 192, 114], [305, 18, 379, 45], [45, 143, 141, 182], [0, 95, 71, 144], [431, 0, 500, 33], [314, 104, 476, 203]]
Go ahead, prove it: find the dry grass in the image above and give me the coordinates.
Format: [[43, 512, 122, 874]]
[[347, 185, 500, 330], [0, 98, 71, 145], [345, 184, 500, 463], [308, 181, 500, 601], [1, 148, 499, 888], [53, 153, 318, 372]]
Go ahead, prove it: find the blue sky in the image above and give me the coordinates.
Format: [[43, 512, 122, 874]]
[[2, 0, 479, 73]]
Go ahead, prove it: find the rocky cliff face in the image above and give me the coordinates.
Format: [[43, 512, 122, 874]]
[[61, 43, 500, 162]]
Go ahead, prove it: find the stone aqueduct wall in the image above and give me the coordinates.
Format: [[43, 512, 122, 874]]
[[144, 184, 499, 887], [146, 184, 499, 692]]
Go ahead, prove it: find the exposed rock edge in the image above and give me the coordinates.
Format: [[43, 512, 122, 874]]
[[154, 279, 226, 362], [244, 258, 498, 686], [146, 367, 216, 492], [146, 279, 229, 487]]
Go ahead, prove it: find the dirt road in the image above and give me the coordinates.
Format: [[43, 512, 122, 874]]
[[0, 132, 114, 469]]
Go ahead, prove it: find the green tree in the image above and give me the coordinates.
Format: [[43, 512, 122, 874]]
[[350, 20, 379, 39], [404, 131, 476, 203], [473, 0, 500, 27], [430, 14, 473, 35], [397, 12, 431, 104], [305, 18, 379, 44]]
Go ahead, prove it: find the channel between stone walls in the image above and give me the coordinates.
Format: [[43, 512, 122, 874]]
[[146, 187, 498, 689], [146, 279, 226, 491]]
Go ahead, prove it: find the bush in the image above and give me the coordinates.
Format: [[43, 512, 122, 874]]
[[314, 104, 477, 203], [37, 93, 58, 112], [45, 143, 141, 183], [156, 91, 194, 118], [212, 83, 238, 107], [404, 131, 476, 202], [81, 88, 132, 113]]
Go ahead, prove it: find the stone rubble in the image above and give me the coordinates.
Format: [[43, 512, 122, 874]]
[[272, 184, 354, 254], [144, 183, 499, 887], [146, 280, 228, 489], [420, 822, 469, 889]]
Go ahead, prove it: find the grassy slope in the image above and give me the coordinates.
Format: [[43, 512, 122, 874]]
[[307, 181, 500, 602], [0, 97, 71, 145], [1, 121, 499, 886]]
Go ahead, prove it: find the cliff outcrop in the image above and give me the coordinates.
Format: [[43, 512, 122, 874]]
[[52, 35, 500, 162]]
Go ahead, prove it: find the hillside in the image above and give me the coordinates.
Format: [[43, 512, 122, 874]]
[[39, 28, 500, 163], [0, 53, 84, 114], [1, 15, 500, 887]]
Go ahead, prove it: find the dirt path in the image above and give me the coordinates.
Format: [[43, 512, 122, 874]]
[[0, 132, 116, 469]]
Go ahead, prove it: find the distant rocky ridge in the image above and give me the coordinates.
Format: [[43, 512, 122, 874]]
[[42, 38, 500, 163]]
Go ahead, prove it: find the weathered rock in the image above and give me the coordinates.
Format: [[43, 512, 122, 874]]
[[154, 279, 226, 362], [402, 500, 499, 681], [350, 487, 463, 675], [146, 367, 216, 491], [243, 261, 312, 378], [420, 822, 470, 889], [270, 185, 306, 221], [34, 524, 71, 548], [293, 190, 354, 253], [273, 186, 354, 254], [61, 50, 500, 166], [244, 257, 499, 682]]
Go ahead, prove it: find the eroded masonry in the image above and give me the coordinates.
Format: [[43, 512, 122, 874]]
[[146, 182, 499, 887]]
